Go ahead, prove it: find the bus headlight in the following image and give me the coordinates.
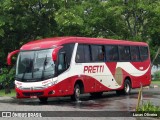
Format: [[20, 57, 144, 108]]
[[52, 80, 57, 85], [15, 84, 21, 88], [43, 80, 57, 88], [15, 81, 22, 89]]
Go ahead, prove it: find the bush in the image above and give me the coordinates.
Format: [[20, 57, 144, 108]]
[[0, 67, 15, 89], [153, 70, 160, 80]]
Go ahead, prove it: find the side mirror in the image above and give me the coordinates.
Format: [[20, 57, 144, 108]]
[[52, 46, 63, 61], [7, 50, 20, 65]]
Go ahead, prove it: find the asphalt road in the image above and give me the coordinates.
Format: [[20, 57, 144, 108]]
[[0, 88, 159, 120]]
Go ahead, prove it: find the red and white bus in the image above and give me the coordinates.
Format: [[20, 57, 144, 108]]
[[7, 37, 151, 102]]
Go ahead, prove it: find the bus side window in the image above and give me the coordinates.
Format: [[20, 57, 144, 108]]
[[99, 46, 105, 61], [76, 44, 84, 63], [83, 45, 91, 62], [76, 44, 91, 63], [105, 45, 119, 61], [119, 46, 131, 61], [130, 46, 140, 61], [91, 45, 105, 62], [140, 46, 148, 61]]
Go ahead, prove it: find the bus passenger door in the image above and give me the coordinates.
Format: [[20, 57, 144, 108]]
[[56, 44, 74, 95]]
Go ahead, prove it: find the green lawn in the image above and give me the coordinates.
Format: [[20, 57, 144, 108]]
[[151, 80, 160, 86], [0, 89, 16, 97]]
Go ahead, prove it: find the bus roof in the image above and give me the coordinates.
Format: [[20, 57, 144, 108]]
[[20, 37, 148, 50]]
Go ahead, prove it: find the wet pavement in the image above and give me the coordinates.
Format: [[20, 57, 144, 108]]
[[0, 88, 159, 110], [0, 88, 159, 120]]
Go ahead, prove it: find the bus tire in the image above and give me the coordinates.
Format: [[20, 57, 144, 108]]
[[123, 79, 131, 95], [71, 84, 81, 101], [39, 97, 48, 103], [116, 79, 131, 95], [90, 92, 103, 98]]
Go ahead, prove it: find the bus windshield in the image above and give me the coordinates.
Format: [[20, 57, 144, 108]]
[[16, 49, 55, 81]]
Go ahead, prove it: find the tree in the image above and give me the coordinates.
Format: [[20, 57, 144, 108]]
[[0, 0, 58, 63], [0, 0, 160, 64]]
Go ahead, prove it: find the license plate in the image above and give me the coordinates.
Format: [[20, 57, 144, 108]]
[[30, 96, 37, 98]]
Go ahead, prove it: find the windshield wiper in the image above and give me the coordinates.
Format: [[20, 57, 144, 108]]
[[32, 52, 35, 79], [21, 58, 33, 80], [21, 59, 29, 80], [41, 55, 47, 79]]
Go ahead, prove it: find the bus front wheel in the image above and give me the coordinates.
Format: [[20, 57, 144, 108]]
[[39, 97, 48, 103], [71, 84, 81, 101]]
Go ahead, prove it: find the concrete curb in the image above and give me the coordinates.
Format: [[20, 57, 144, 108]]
[[143, 84, 159, 89], [150, 85, 159, 88]]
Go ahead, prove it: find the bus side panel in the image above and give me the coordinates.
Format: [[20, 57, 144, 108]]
[[121, 69, 140, 88], [56, 77, 74, 96], [108, 60, 151, 90], [131, 60, 151, 88], [56, 75, 110, 95], [82, 75, 96, 93], [83, 75, 113, 93]]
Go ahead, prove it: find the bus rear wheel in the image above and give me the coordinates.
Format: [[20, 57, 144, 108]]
[[116, 79, 131, 95], [71, 84, 81, 101], [39, 97, 48, 103]]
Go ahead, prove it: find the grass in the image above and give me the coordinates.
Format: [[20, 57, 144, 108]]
[[137, 101, 160, 111], [151, 79, 160, 86], [136, 101, 160, 118], [0, 89, 16, 97]]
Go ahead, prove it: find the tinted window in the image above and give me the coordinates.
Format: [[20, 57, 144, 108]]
[[130, 46, 140, 61], [84, 45, 91, 62], [105, 45, 119, 61], [119, 46, 131, 61], [91, 45, 105, 62], [140, 46, 148, 61], [76, 44, 84, 63], [76, 44, 91, 63], [58, 52, 67, 72], [58, 44, 74, 73], [63, 44, 74, 66]]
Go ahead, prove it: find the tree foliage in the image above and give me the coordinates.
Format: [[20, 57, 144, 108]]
[[0, 0, 160, 65]]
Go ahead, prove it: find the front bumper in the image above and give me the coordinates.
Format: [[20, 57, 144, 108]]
[[15, 85, 58, 98]]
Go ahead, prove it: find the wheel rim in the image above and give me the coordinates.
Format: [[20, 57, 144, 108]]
[[75, 88, 80, 99], [125, 83, 130, 93]]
